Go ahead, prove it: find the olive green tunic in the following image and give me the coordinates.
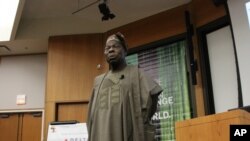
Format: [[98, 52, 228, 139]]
[[87, 65, 162, 141]]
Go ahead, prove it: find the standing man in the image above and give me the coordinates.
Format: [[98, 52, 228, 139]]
[[87, 33, 162, 141]]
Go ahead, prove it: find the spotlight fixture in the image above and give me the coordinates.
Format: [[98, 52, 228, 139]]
[[98, 1, 115, 21], [71, 0, 115, 21]]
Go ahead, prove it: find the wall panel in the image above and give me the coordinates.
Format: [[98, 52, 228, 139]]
[[45, 33, 104, 139], [0, 54, 46, 110], [193, 0, 226, 27], [44, 102, 55, 139], [46, 34, 104, 102], [56, 102, 88, 122], [106, 4, 189, 49]]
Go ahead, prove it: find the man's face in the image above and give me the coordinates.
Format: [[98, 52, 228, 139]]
[[104, 40, 126, 64]]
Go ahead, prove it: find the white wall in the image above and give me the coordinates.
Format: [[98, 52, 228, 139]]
[[228, 0, 250, 106], [206, 26, 238, 113], [0, 54, 47, 110]]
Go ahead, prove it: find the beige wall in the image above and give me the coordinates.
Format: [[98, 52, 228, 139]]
[[0, 54, 47, 111]]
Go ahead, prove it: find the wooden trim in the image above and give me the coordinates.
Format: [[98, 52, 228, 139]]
[[127, 34, 186, 55], [0, 109, 44, 113], [0, 52, 47, 57], [54, 101, 89, 121], [196, 16, 230, 115]]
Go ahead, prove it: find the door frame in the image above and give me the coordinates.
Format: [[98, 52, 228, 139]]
[[197, 15, 242, 115]]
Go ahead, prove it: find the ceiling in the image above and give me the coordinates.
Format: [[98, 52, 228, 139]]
[[0, 0, 191, 56]]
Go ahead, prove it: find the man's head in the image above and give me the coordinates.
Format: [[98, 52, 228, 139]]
[[104, 32, 127, 65]]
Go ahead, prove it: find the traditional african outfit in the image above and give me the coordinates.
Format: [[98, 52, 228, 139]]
[[87, 65, 162, 141]]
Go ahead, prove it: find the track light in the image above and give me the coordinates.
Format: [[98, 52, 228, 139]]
[[98, 2, 115, 21], [71, 0, 115, 21]]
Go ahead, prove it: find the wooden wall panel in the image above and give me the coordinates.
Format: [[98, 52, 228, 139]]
[[106, 4, 189, 49], [44, 102, 56, 139], [46, 34, 104, 102], [192, 0, 226, 27], [57, 102, 88, 122], [175, 110, 250, 141], [45, 33, 105, 139]]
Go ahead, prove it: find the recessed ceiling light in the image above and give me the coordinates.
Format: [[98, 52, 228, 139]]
[[246, 2, 250, 29], [0, 0, 20, 41]]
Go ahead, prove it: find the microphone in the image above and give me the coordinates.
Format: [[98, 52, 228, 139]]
[[120, 75, 125, 80]]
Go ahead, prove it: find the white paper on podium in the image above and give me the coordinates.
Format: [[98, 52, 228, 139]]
[[47, 123, 88, 141]]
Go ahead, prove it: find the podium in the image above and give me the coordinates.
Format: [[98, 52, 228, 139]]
[[175, 110, 250, 141]]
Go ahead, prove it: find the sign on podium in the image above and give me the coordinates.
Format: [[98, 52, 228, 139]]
[[47, 121, 88, 141]]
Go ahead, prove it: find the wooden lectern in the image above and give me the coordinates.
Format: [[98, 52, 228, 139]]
[[175, 109, 250, 141]]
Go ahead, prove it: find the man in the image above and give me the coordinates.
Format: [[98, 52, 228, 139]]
[[87, 33, 162, 141]]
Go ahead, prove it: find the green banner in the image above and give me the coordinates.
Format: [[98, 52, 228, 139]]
[[126, 40, 191, 141]]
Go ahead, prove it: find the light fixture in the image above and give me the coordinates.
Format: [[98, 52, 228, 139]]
[[0, 0, 20, 41], [246, 2, 250, 28], [72, 0, 115, 21], [98, 1, 115, 21]]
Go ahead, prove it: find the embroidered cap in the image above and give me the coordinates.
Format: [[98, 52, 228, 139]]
[[106, 32, 128, 52]]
